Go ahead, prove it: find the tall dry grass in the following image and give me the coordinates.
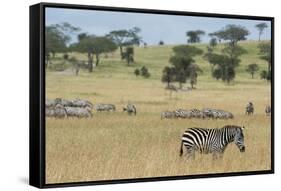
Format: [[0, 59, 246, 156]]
[[46, 72, 271, 183]]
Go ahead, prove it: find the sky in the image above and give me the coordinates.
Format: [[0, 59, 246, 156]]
[[46, 7, 271, 45]]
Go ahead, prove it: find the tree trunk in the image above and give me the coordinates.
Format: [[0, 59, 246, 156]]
[[88, 53, 93, 73], [95, 54, 100, 66], [251, 73, 254, 79], [119, 46, 123, 59]]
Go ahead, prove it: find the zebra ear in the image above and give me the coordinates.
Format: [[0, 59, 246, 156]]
[[242, 126, 245, 130]]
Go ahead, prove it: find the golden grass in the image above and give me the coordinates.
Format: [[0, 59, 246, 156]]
[[46, 42, 271, 184]]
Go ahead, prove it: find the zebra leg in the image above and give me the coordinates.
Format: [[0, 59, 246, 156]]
[[186, 148, 195, 160]]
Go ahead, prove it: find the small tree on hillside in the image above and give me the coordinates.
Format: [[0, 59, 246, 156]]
[[205, 25, 249, 84], [140, 66, 150, 78], [187, 64, 203, 89], [70, 35, 117, 72], [159, 40, 164, 45], [186, 30, 205, 43], [168, 45, 203, 88], [107, 27, 142, 58], [134, 68, 140, 77], [123, 47, 134, 65], [255, 23, 268, 41], [246, 64, 259, 79], [161, 66, 175, 87], [209, 38, 217, 48], [258, 42, 271, 75]]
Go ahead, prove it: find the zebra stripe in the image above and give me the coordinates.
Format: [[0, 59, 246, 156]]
[[179, 125, 245, 159]]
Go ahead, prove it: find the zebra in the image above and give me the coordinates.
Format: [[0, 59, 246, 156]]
[[174, 109, 192, 118], [179, 125, 245, 159], [123, 104, 137, 115], [46, 104, 67, 118], [71, 98, 93, 109], [65, 106, 93, 118], [245, 102, 254, 115], [202, 108, 234, 119], [161, 111, 176, 119], [265, 105, 271, 116], [95, 104, 116, 112], [190, 108, 205, 118]]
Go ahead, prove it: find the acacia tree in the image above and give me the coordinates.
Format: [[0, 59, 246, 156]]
[[71, 35, 117, 72], [45, 26, 68, 66], [123, 47, 134, 65], [205, 25, 249, 84], [186, 30, 205, 43], [162, 66, 175, 87], [107, 27, 142, 58], [166, 45, 203, 89], [258, 42, 271, 74], [246, 64, 259, 79], [255, 23, 268, 41]]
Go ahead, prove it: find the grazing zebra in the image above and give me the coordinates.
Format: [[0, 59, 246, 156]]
[[175, 109, 192, 118], [55, 104, 68, 118], [123, 104, 137, 115], [95, 104, 116, 112], [245, 102, 254, 115], [190, 108, 205, 118], [71, 98, 93, 109], [179, 125, 245, 159], [202, 108, 234, 119], [65, 106, 93, 118], [265, 106, 271, 116], [161, 111, 176, 119]]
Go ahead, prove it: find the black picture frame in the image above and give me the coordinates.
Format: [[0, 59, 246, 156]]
[[30, 2, 274, 189]]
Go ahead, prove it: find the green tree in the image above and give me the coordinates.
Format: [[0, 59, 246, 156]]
[[134, 68, 140, 77], [186, 30, 205, 43], [255, 23, 268, 41], [159, 40, 164, 45], [71, 35, 117, 72], [168, 45, 203, 88], [107, 27, 142, 58], [45, 25, 68, 66], [246, 64, 259, 79], [161, 66, 175, 87], [140, 66, 150, 78], [206, 25, 249, 84], [258, 42, 271, 75], [209, 38, 217, 48], [123, 47, 134, 65]]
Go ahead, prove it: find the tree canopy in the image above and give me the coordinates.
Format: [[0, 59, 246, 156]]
[[255, 23, 268, 41], [186, 30, 205, 43]]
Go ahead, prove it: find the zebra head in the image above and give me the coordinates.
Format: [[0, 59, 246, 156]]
[[234, 126, 245, 152]]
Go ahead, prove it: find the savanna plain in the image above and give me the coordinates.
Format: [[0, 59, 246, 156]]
[[46, 42, 271, 183]]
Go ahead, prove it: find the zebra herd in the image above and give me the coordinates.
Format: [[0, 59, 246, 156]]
[[161, 102, 271, 120], [161, 108, 234, 120], [180, 125, 245, 159], [46, 98, 137, 118]]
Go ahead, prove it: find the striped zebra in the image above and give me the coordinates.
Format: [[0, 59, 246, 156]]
[[179, 125, 245, 159], [161, 111, 176, 119], [123, 104, 137, 115], [245, 102, 254, 115], [95, 104, 116, 112], [190, 108, 205, 118], [175, 109, 192, 119], [265, 106, 271, 116]]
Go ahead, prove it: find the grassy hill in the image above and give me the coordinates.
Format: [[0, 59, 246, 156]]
[[51, 40, 268, 81]]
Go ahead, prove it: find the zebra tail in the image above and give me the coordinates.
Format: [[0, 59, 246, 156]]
[[179, 140, 183, 156]]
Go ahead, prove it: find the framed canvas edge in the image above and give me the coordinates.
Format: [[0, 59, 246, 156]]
[[29, 2, 275, 189]]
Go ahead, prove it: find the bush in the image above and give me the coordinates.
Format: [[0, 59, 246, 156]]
[[140, 66, 150, 78], [63, 53, 69, 60], [134, 69, 140, 77]]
